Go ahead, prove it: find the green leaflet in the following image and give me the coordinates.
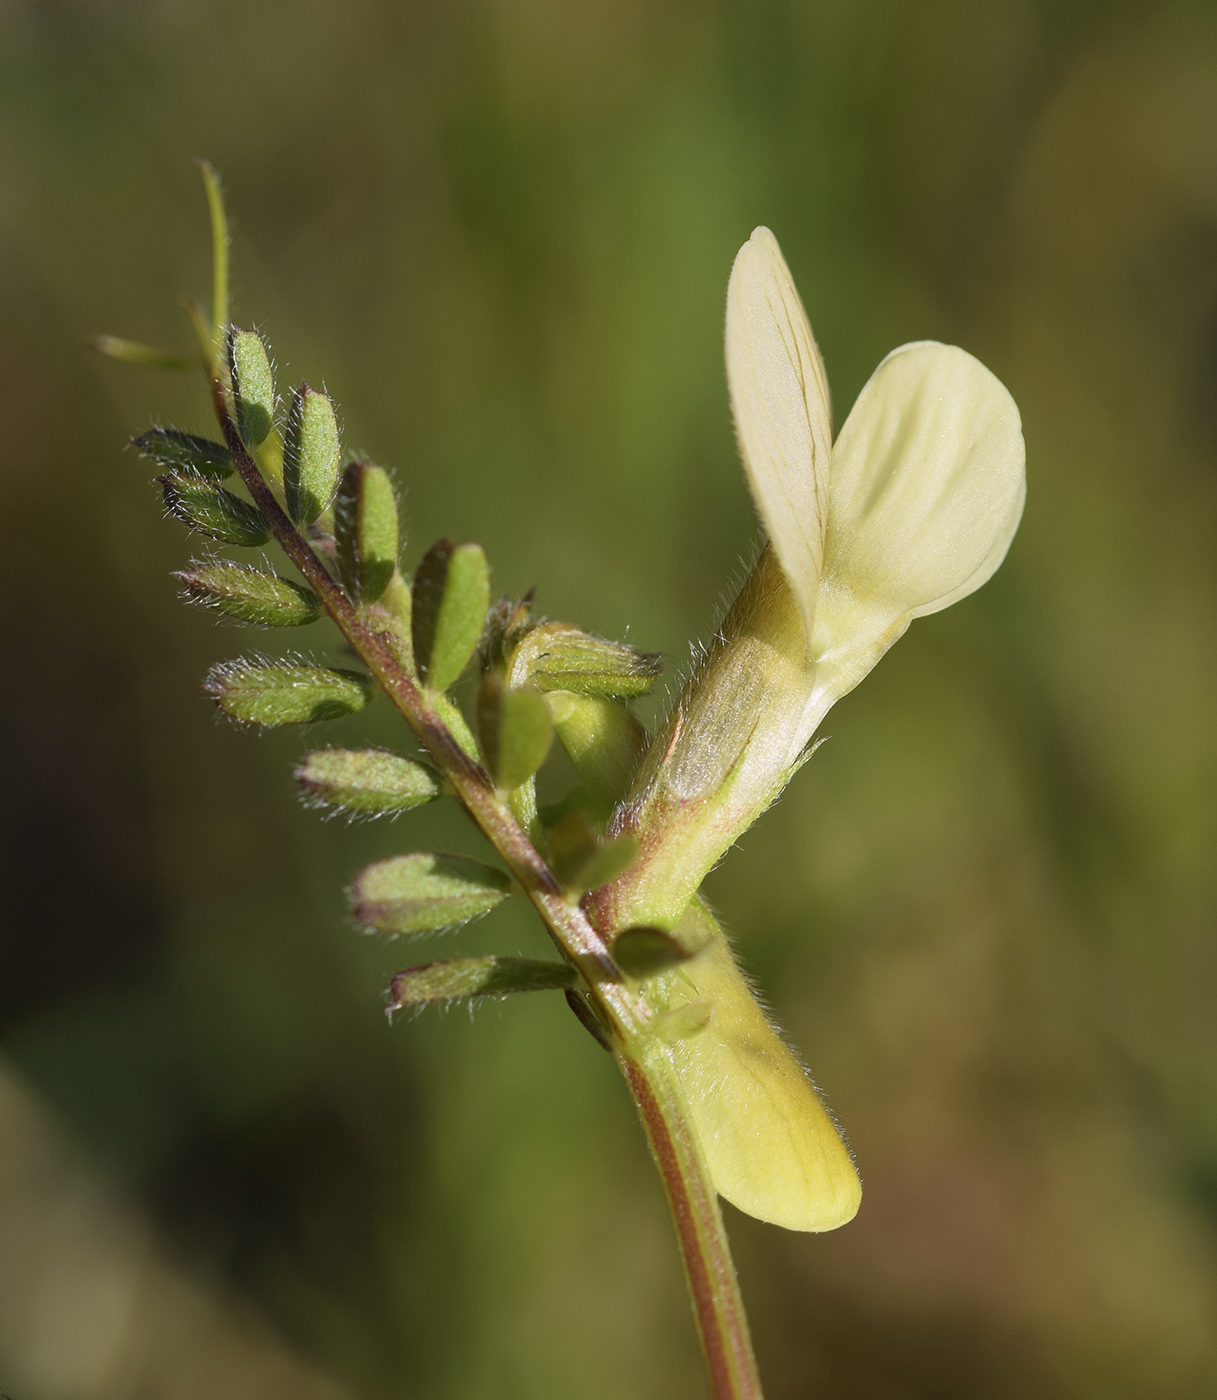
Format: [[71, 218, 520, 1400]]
[[296, 748, 440, 815], [351, 852, 514, 935], [206, 660, 373, 725]]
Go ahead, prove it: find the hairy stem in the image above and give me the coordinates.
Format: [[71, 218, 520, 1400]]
[[623, 1045, 764, 1400]]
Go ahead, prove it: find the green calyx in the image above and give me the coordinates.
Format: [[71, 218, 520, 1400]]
[[177, 560, 320, 626], [296, 748, 441, 815], [351, 852, 514, 935], [205, 659, 374, 725]]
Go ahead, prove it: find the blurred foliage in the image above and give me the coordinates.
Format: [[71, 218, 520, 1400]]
[[2, 0, 1217, 1397]]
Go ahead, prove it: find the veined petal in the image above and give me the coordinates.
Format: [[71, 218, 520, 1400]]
[[726, 227, 833, 645], [810, 341, 1025, 705]]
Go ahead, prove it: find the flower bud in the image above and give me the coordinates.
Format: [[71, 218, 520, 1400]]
[[159, 472, 269, 546], [351, 852, 513, 935], [411, 540, 490, 690], [510, 622, 661, 698], [133, 428, 232, 480], [295, 748, 440, 815], [476, 673, 552, 791], [389, 956, 576, 1008], [205, 660, 373, 725], [283, 385, 341, 524], [227, 327, 275, 446], [177, 561, 320, 627], [545, 691, 648, 811], [334, 460, 399, 603]]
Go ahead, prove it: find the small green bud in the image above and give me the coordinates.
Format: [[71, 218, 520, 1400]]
[[283, 384, 341, 524], [228, 327, 275, 446], [133, 428, 232, 480], [546, 810, 639, 893], [514, 622, 662, 698], [411, 540, 490, 690], [389, 955, 576, 1008], [159, 472, 269, 546], [546, 691, 648, 810], [205, 660, 373, 725], [334, 461, 399, 603], [612, 926, 691, 979], [351, 852, 513, 935], [295, 748, 440, 815], [477, 673, 553, 791], [177, 561, 321, 627]]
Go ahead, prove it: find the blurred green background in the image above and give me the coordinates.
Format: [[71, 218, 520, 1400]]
[[3, 1, 1217, 1396]]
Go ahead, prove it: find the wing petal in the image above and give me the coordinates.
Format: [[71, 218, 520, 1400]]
[[811, 341, 1026, 705]]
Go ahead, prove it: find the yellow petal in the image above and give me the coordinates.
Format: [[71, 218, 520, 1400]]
[[811, 341, 1025, 704], [725, 227, 833, 645], [665, 899, 861, 1232]]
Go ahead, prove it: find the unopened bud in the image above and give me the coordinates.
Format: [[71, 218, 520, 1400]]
[[476, 673, 553, 791], [205, 659, 373, 725], [295, 748, 440, 815], [133, 428, 232, 480], [177, 561, 320, 627], [611, 925, 690, 979], [351, 852, 513, 935], [546, 810, 639, 893], [389, 955, 576, 1008], [513, 622, 661, 698], [159, 472, 269, 546], [411, 539, 490, 690], [335, 461, 399, 603], [283, 384, 341, 525], [545, 692, 648, 810], [228, 328, 275, 446]]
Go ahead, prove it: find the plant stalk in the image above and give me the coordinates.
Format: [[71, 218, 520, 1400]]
[[622, 1045, 765, 1400]]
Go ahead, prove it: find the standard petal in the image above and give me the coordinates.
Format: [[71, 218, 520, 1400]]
[[810, 341, 1025, 705], [725, 227, 833, 645]]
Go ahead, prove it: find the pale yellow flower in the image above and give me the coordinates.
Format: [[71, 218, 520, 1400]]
[[604, 227, 1026, 1233]]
